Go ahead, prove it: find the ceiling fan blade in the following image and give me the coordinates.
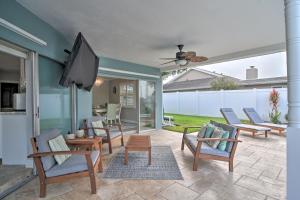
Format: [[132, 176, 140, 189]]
[[183, 51, 196, 57], [160, 58, 177, 60], [190, 56, 208, 62], [160, 60, 177, 65]]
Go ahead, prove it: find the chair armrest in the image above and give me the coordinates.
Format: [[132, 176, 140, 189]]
[[83, 127, 109, 131], [197, 138, 242, 142], [183, 126, 202, 134], [28, 150, 91, 158]]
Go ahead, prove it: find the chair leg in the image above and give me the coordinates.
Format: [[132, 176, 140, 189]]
[[89, 173, 96, 194], [181, 137, 185, 150], [252, 132, 255, 137], [121, 135, 124, 146], [98, 157, 103, 173], [39, 180, 46, 198], [229, 160, 234, 172], [192, 155, 198, 171], [265, 131, 268, 138], [108, 141, 113, 154]]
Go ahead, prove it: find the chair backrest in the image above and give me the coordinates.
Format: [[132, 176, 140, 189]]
[[107, 104, 121, 121], [210, 121, 238, 153], [34, 129, 61, 170], [220, 108, 241, 125], [243, 108, 264, 123], [83, 116, 105, 137]]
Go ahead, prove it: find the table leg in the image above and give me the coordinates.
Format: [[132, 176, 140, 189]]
[[125, 148, 128, 165], [148, 148, 151, 165]]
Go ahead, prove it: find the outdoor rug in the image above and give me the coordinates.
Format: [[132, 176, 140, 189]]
[[102, 146, 183, 180]]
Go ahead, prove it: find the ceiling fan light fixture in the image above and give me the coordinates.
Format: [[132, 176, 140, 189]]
[[175, 59, 188, 66]]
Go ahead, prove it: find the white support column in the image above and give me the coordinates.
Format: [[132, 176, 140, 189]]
[[285, 0, 300, 199]]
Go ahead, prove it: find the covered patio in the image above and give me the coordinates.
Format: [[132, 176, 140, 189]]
[[0, 0, 300, 199], [6, 129, 286, 200]]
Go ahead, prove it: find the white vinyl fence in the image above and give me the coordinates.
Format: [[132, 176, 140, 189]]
[[163, 88, 288, 122]]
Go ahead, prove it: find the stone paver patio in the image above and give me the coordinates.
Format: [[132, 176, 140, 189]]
[[5, 129, 286, 200]]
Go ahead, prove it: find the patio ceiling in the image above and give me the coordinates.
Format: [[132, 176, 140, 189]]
[[17, 0, 285, 71]]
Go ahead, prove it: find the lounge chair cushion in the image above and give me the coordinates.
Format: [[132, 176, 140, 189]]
[[103, 129, 122, 139], [204, 123, 215, 138], [207, 127, 224, 148], [220, 108, 241, 124], [91, 120, 106, 136], [45, 150, 100, 177], [84, 116, 105, 136], [185, 134, 230, 157], [36, 129, 61, 171], [217, 131, 229, 151], [197, 126, 207, 138], [48, 135, 71, 165], [210, 121, 237, 153], [257, 123, 287, 130], [243, 108, 264, 123]]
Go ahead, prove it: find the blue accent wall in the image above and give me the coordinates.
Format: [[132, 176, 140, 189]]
[[0, 0, 163, 130]]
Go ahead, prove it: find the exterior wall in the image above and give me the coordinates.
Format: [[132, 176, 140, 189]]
[[173, 70, 213, 82], [163, 88, 288, 122]]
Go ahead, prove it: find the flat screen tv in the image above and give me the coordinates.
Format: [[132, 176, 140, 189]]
[[59, 32, 99, 91]]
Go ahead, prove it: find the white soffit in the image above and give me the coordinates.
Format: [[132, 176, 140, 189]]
[[17, 0, 285, 70]]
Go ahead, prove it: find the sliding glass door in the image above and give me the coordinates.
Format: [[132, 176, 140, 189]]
[[139, 80, 155, 131]]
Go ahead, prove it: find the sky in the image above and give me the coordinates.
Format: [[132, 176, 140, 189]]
[[164, 52, 287, 83]]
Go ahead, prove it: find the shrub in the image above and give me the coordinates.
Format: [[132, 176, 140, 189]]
[[269, 89, 281, 124]]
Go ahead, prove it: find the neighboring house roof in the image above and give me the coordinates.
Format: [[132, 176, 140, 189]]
[[163, 68, 287, 92]]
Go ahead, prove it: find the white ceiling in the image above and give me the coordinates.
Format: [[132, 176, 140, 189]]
[[17, 0, 285, 71]]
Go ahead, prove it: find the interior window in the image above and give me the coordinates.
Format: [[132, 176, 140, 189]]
[[120, 81, 136, 108]]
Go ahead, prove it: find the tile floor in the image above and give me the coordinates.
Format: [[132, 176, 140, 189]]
[[4, 129, 286, 200]]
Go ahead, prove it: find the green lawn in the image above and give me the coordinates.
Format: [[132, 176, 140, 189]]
[[163, 113, 249, 133]]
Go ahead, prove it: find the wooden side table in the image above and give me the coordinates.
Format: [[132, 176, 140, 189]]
[[124, 135, 151, 165], [66, 137, 102, 151]]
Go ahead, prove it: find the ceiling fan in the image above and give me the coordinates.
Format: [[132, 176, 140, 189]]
[[160, 44, 208, 66]]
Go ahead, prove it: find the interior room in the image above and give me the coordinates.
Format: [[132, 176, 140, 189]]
[[0, 43, 33, 196], [92, 77, 156, 132], [92, 77, 139, 132]]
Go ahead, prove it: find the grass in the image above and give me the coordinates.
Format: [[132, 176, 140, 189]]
[[163, 113, 249, 133]]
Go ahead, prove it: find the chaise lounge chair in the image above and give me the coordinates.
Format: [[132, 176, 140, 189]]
[[220, 108, 271, 138], [243, 107, 287, 136]]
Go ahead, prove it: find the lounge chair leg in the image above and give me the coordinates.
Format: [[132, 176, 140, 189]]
[[39, 181, 46, 198], [181, 138, 185, 150], [192, 156, 198, 171], [108, 141, 113, 154], [229, 160, 233, 172], [265, 131, 268, 138], [252, 132, 255, 138]]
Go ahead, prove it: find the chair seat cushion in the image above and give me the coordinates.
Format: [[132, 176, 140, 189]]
[[45, 150, 100, 177], [36, 129, 61, 171], [102, 129, 121, 140], [185, 134, 230, 157]]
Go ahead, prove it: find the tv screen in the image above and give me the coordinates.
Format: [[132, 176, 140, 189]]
[[59, 32, 99, 91]]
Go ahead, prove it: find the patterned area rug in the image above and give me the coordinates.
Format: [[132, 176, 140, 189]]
[[103, 146, 183, 180]]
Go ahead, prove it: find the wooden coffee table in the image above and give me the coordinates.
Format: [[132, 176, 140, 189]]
[[124, 135, 151, 165]]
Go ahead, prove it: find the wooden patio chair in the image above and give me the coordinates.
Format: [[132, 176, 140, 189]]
[[181, 121, 241, 172], [220, 108, 271, 138], [243, 107, 287, 136], [28, 129, 102, 198], [83, 116, 124, 154]]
